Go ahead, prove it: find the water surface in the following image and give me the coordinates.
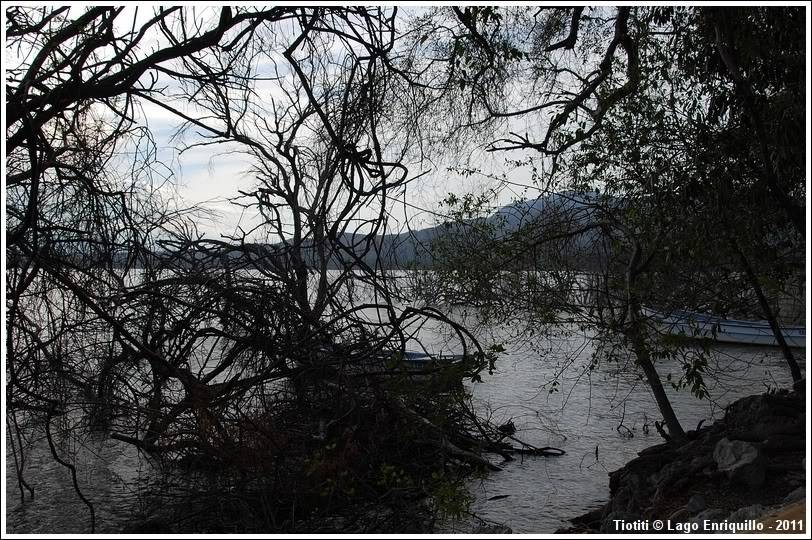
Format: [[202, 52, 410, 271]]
[[6, 296, 804, 533]]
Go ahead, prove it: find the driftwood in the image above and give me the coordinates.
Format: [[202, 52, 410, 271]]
[[497, 431, 567, 457], [413, 438, 504, 472], [388, 397, 503, 471]]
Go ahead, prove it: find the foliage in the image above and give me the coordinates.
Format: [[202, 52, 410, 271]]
[[4, 5, 804, 532], [410, 5, 804, 439], [4, 6, 516, 533]]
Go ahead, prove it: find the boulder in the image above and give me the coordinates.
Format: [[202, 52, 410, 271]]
[[652, 462, 683, 492], [688, 454, 713, 473], [600, 511, 639, 533], [569, 506, 604, 530], [690, 508, 728, 526], [782, 486, 805, 505], [713, 438, 766, 488], [725, 391, 803, 439], [726, 504, 766, 522], [608, 472, 646, 513], [571, 389, 804, 535], [685, 494, 706, 515], [783, 471, 804, 489], [668, 507, 690, 522]]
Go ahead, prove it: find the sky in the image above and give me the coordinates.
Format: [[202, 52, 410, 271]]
[[3, 4, 603, 240], [111, 5, 549, 239], [7, 3, 810, 243], [145, 97, 541, 242]]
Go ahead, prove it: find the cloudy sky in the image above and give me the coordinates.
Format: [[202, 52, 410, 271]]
[[107, 5, 547, 240]]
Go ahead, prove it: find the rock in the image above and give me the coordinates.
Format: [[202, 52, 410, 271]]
[[725, 392, 803, 439], [725, 395, 771, 427], [652, 462, 682, 491], [783, 471, 804, 489], [569, 506, 604, 529], [713, 437, 753, 469], [727, 504, 766, 522], [688, 454, 713, 473], [749, 416, 805, 440], [568, 389, 804, 534], [668, 507, 690, 522], [676, 438, 703, 455], [600, 511, 639, 533], [690, 508, 728, 526], [782, 486, 805, 504], [712, 438, 766, 488], [762, 434, 806, 452], [685, 494, 706, 514], [609, 472, 646, 513], [638, 442, 673, 456], [672, 477, 690, 491]]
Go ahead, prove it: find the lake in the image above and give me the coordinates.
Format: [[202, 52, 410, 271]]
[[5, 274, 805, 533]]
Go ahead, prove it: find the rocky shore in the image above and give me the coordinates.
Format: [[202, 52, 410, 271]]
[[562, 380, 806, 534]]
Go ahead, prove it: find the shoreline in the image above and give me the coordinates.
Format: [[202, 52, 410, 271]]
[[560, 379, 806, 534]]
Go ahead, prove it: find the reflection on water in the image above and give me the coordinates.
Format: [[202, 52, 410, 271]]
[[5, 431, 162, 533], [6, 299, 805, 533]]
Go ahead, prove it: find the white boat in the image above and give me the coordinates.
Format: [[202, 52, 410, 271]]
[[642, 308, 806, 348], [394, 351, 465, 369]]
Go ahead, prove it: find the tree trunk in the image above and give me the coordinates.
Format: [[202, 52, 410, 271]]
[[732, 241, 802, 382], [624, 242, 686, 443], [628, 324, 687, 444]]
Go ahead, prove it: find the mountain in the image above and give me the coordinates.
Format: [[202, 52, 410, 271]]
[[487, 190, 602, 230], [325, 190, 606, 268], [121, 191, 608, 271]]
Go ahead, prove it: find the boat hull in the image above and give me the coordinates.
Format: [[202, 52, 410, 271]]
[[398, 351, 465, 369], [643, 308, 806, 348]]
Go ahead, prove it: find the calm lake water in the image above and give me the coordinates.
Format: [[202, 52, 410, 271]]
[[461, 332, 802, 532], [5, 283, 805, 533], [413, 307, 804, 532]]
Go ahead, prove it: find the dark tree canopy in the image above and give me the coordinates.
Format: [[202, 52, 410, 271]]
[[4, 4, 806, 533]]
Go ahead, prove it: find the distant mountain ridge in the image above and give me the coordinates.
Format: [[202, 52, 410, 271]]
[[324, 190, 605, 268], [103, 191, 606, 270]]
